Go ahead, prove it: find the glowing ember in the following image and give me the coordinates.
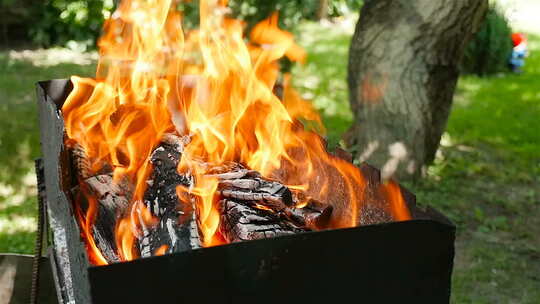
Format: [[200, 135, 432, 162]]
[[62, 0, 411, 265]]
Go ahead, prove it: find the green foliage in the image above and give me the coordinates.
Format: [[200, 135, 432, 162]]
[[0, 0, 41, 44], [226, 0, 318, 30], [462, 4, 513, 76], [226, 0, 362, 30], [177, 1, 319, 32], [328, 0, 363, 18], [29, 0, 114, 48], [452, 35, 540, 161], [25, 0, 361, 48]]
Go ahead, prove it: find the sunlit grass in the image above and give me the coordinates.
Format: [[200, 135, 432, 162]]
[[7, 48, 98, 67], [0, 216, 36, 234], [0, 48, 96, 253], [410, 34, 540, 303], [292, 15, 357, 148], [450, 34, 540, 165], [294, 19, 540, 303]]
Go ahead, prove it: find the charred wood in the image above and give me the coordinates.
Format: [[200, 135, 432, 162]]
[[140, 134, 200, 257], [70, 143, 91, 180], [211, 164, 293, 209], [68, 134, 338, 261], [68, 142, 113, 181], [74, 174, 131, 264], [286, 194, 333, 230], [69, 143, 131, 264], [218, 199, 307, 243], [212, 165, 333, 230], [332, 147, 353, 163]]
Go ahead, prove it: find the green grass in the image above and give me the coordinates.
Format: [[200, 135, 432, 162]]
[[292, 19, 354, 148], [293, 22, 540, 303], [0, 49, 96, 253], [0, 20, 539, 303], [414, 35, 540, 303]]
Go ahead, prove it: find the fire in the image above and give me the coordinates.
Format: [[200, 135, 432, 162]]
[[382, 180, 411, 222], [62, 0, 411, 264], [74, 185, 108, 266]]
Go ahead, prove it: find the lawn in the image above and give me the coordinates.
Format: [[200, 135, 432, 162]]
[[0, 49, 96, 253], [293, 22, 539, 303], [0, 20, 539, 303], [414, 35, 540, 302]]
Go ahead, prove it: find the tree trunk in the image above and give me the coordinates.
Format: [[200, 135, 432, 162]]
[[346, 0, 488, 181], [316, 0, 329, 20]]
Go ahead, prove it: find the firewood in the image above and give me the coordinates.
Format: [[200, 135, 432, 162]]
[[68, 134, 200, 261], [73, 174, 131, 264], [140, 134, 201, 257], [358, 163, 394, 226], [333, 147, 353, 163], [211, 164, 333, 230], [70, 142, 92, 180], [69, 134, 335, 261], [211, 165, 293, 208], [285, 194, 333, 230], [69, 140, 132, 264], [218, 199, 307, 243]]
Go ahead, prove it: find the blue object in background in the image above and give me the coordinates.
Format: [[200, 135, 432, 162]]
[[509, 49, 527, 73], [509, 33, 528, 73]]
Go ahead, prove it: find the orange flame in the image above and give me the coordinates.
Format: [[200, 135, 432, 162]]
[[154, 245, 169, 256], [74, 185, 108, 266], [63, 0, 411, 264], [381, 180, 411, 222]]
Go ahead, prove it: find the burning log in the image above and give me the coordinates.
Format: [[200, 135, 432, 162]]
[[70, 136, 407, 263], [68, 134, 201, 262], [211, 165, 333, 230], [212, 165, 333, 242], [85, 175, 131, 264], [69, 144, 131, 264], [70, 143, 92, 180], [218, 199, 307, 243], [212, 167, 293, 210], [140, 134, 201, 257], [286, 193, 333, 230], [357, 163, 395, 226], [69, 134, 337, 260]]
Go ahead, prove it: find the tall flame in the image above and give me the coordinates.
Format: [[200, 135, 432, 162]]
[[63, 0, 411, 264]]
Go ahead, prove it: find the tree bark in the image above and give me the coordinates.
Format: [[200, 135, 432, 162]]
[[346, 0, 488, 181], [316, 0, 329, 21]]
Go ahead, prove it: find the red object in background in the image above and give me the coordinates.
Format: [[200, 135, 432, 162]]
[[512, 33, 526, 47]]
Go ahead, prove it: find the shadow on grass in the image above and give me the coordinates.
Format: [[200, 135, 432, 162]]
[[407, 141, 540, 303]]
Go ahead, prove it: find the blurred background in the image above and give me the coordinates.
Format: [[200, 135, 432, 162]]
[[0, 0, 538, 302]]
